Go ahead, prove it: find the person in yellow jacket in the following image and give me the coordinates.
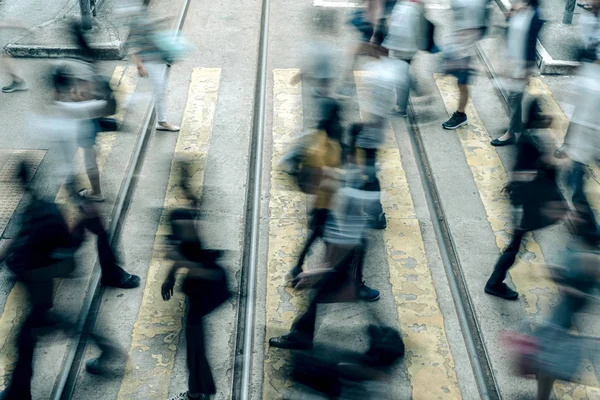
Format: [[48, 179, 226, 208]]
[[285, 98, 343, 283]]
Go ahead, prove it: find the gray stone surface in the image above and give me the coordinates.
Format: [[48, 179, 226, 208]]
[[2, 0, 133, 59]]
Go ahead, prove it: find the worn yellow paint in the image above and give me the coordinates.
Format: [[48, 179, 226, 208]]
[[262, 68, 310, 399], [0, 66, 138, 391], [116, 68, 220, 400], [355, 72, 461, 399], [435, 74, 600, 398]]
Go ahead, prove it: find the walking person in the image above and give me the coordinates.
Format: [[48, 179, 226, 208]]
[[285, 98, 344, 281], [441, 0, 489, 130], [0, 163, 127, 400], [338, 0, 395, 97], [382, 0, 425, 116], [46, 63, 140, 288], [161, 163, 230, 400], [553, 0, 600, 239], [484, 102, 567, 300], [270, 164, 380, 351], [125, 5, 180, 132], [491, 0, 544, 146]]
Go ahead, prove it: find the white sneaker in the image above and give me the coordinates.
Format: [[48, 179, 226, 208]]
[[156, 122, 180, 132]]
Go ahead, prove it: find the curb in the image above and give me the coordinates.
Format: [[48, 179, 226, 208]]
[[5, 42, 124, 59], [493, 0, 581, 75], [535, 39, 580, 75]]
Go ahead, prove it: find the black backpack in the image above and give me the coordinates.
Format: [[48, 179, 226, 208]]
[[6, 198, 75, 277]]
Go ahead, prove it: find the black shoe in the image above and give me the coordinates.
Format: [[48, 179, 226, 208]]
[[442, 112, 467, 130], [484, 283, 519, 300], [269, 333, 313, 350], [85, 355, 125, 377], [357, 282, 380, 302], [284, 266, 302, 286], [490, 136, 516, 147], [102, 270, 141, 289], [370, 213, 387, 230], [554, 146, 568, 159]]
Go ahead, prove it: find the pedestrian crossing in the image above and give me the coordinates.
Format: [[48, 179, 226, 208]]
[[1, 65, 600, 399], [117, 67, 221, 400]]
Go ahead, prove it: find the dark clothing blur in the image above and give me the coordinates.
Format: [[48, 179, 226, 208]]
[[295, 209, 331, 272], [488, 133, 567, 286], [186, 319, 216, 396], [569, 162, 600, 241], [290, 244, 363, 342]]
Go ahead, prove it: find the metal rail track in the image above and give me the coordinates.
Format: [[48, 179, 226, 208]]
[[230, 0, 271, 396], [53, 0, 192, 397], [403, 101, 501, 400], [401, 28, 521, 400]]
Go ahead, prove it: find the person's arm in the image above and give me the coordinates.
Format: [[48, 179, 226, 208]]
[[58, 100, 110, 120], [161, 260, 223, 300], [132, 54, 148, 77]]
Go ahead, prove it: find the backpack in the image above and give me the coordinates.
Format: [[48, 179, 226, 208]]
[[6, 198, 75, 278]]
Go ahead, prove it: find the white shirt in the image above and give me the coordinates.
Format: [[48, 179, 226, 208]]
[[383, 1, 424, 59], [45, 100, 109, 183]]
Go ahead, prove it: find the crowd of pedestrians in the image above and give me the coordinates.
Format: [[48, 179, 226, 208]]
[[1, 0, 600, 398]]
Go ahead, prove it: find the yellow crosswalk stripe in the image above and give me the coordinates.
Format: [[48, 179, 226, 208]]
[[262, 68, 310, 398], [0, 65, 138, 391], [117, 68, 221, 400], [355, 72, 461, 399], [435, 74, 600, 398]]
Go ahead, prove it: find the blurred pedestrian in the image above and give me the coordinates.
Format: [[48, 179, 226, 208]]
[[125, 5, 180, 132], [485, 102, 567, 300], [338, 0, 395, 97], [382, 0, 425, 116], [491, 0, 544, 146], [46, 63, 140, 289], [534, 221, 600, 399], [441, 0, 489, 130], [161, 163, 230, 400], [270, 162, 381, 351], [0, 162, 126, 400], [553, 0, 600, 239], [291, 8, 341, 98], [285, 98, 344, 282]]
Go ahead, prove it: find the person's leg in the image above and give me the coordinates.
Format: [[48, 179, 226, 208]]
[[289, 209, 328, 277], [362, 148, 385, 229], [571, 162, 600, 237], [82, 147, 103, 200], [493, 91, 523, 145], [354, 237, 379, 301], [442, 72, 469, 130], [4, 280, 53, 400], [457, 84, 469, 114], [485, 230, 525, 299], [394, 69, 410, 116], [186, 319, 216, 398], [146, 61, 179, 131], [79, 203, 140, 289], [536, 375, 555, 400]]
